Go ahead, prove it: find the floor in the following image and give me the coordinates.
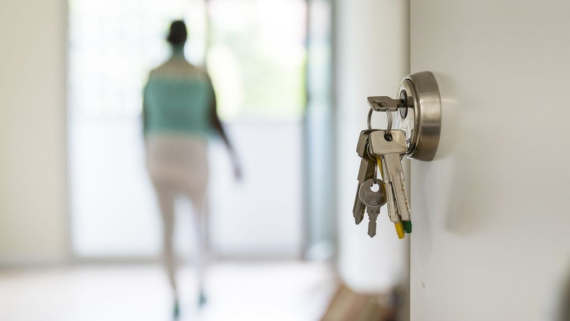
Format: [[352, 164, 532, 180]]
[[0, 262, 336, 321]]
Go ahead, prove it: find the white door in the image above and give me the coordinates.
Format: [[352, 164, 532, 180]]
[[410, 2, 570, 320]]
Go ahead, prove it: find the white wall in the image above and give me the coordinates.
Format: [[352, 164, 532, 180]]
[[410, 1, 570, 320], [335, 0, 409, 292], [0, 0, 68, 264]]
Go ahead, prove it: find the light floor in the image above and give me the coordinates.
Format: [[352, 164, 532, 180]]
[[0, 262, 336, 321]]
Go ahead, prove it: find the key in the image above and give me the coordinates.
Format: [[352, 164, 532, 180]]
[[376, 153, 399, 223], [353, 130, 377, 224], [379, 153, 412, 234], [353, 199, 366, 225], [359, 178, 387, 237], [394, 219, 406, 239], [369, 130, 411, 221], [371, 130, 410, 221], [353, 158, 375, 224], [367, 96, 404, 112], [403, 221, 412, 234], [356, 130, 376, 161]]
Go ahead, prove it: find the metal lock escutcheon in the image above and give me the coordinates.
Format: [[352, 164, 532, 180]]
[[368, 71, 442, 161]]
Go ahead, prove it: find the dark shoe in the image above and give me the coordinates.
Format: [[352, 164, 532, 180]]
[[173, 300, 180, 319], [198, 291, 207, 308]]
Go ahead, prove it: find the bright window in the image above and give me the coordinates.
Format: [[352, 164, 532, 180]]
[[68, 0, 207, 117], [207, 0, 307, 120], [68, 0, 307, 258]]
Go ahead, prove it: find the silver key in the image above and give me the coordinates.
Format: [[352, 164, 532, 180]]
[[353, 130, 377, 224], [353, 158, 375, 224], [381, 159, 400, 223], [356, 129, 375, 160], [359, 179, 387, 237], [371, 148, 399, 223], [369, 130, 411, 221]]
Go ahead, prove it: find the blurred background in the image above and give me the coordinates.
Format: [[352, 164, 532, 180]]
[[0, 0, 409, 320]]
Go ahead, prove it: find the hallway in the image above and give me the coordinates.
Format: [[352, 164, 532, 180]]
[[0, 262, 335, 321]]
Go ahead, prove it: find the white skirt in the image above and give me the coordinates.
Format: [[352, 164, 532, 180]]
[[146, 135, 209, 193]]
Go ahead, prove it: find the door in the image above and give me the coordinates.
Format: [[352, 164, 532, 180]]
[[410, 2, 570, 320]]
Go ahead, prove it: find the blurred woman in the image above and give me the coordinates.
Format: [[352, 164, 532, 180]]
[[142, 20, 241, 317]]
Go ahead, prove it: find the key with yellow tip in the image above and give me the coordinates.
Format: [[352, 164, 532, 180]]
[[379, 156, 412, 233], [394, 220, 405, 239], [377, 157, 399, 223], [376, 157, 384, 177], [378, 156, 408, 239]]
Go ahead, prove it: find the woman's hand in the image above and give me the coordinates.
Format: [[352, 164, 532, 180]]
[[231, 156, 243, 182], [233, 163, 243, 182]]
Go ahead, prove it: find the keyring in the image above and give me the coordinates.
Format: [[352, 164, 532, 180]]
[[367, 107, 393, 135], [367, 108, 374, 130], [385, 108, 393, 136]]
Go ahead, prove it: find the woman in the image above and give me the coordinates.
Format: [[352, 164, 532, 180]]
[[142, 20, 241, 317]]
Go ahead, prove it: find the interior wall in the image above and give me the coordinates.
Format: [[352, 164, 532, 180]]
[[335, 0, 410, 292], [410, 1, 570, 320], [0, 0, 68, 264]]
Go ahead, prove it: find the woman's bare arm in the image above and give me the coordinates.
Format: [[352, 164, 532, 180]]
[[209, 84, 242, 180]]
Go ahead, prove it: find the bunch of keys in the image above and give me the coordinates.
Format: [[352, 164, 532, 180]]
[[352, 100, 412, 239]]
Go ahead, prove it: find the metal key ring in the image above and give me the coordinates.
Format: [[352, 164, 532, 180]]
[[367, 108, 374, 130], [367, 107, 393, 135]]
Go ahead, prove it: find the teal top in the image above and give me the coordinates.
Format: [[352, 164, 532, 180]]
[[143, 48, 214, 137]]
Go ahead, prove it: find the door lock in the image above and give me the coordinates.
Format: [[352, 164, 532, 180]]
[[367, 71, 442, 161]]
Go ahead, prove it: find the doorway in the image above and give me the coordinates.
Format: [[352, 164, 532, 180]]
[[68, 0, 333, 260]]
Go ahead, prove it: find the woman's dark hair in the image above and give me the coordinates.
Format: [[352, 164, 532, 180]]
[[167, 20, 188, 45]]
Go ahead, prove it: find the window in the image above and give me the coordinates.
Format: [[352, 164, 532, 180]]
[[207, 0, 307, 120], [68, 0, 309, 258]]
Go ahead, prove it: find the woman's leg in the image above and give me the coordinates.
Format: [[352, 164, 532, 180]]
[[153, 182, 179, 301], [188, 187, 208, 306], [174, 138, 209, 305]]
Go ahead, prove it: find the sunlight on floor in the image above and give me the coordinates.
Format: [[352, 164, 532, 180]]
[[0, 262, 336, 321]]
